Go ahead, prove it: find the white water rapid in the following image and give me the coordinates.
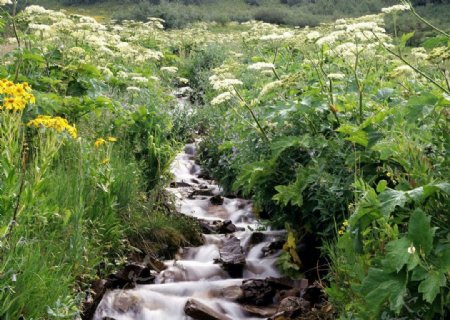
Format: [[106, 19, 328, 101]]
[[93, 142, 286, 320]]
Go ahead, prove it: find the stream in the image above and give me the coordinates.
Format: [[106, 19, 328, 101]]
[[93, 141, 288, 319]]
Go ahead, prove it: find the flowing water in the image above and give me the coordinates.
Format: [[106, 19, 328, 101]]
[[94, 141, 286, 320]]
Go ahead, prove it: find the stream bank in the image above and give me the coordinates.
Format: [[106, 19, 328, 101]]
[[89, 140, 333, 319]]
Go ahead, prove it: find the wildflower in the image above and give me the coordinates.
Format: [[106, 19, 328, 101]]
[[0, 0, 12, 6], [27, 115, 77, 139], [381, 4, 410, 14], [390, 65, 414, 78], [101, 158, 110, 165], [126, 86, 141, 92], [107, 136, 117, 142], [2, 97, 26, 112], [260, 32, 294, 41], [211, 92, 233, 106], [407, 245, 416, 254], [338, 230, 345, 236], [178, 77, 189, 84], [247, 62, 275, 71], [212, 79, 243, 91], [131, 76, 149, 85], [94, 138, 106, 148], [160, 66, 178, 74], [259, 80, 283, 97], [306, 31, 321, 41], [327, 73, 346, 80]]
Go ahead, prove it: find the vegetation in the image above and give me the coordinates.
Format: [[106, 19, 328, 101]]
[[0, 0, 449, 319]]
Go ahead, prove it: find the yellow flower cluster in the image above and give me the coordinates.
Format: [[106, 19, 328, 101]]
[[0, 79, 36, 112], [94, 136, 117, 148], [338, 220, 349, 236], [27, 115, 77, 139]]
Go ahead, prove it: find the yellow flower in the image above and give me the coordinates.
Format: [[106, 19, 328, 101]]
[[101, 158, 110, 165], [0, 79, 35, 112], [27, 115, 77, 139], [342, 220, 349, 227], [107, 136, 117, 142], [338, 230, 345, 236], [2, 97, 26, 112], [94, 138, 106, 148]]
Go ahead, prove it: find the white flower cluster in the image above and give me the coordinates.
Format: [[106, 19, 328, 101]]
[[0, 0, 12, 6], [327, 73, 346, 80], [381, 4, 411, 14], [260, 32, 294, 42], [160, 66, 178, 74], [247, 62, 275, 71], [211, 78, 243, 91], [260, 80, 283, 97], [211, 92, 233, 105]]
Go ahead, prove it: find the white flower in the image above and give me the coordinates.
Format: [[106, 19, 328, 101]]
[[306, 31, 321, 41], [212, 78, 243, 91], [327, 73, 346, 80], [0, 0, 12, 6], [126, 86, 141, 92], [411, 47, 428, 60], [131, 76, 149, 84], [391, 65, 414, 77], [160, 66, 178, 73], [407, 245, 416, 254], [211, 92, 233, 105], [247, 62, 275, 71], [381, 4, 411, 14], [260, 32, 294, 41], [260, 80, 283, 97]]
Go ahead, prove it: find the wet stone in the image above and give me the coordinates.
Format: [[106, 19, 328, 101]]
[[210, 194, 224, 205], [218, 220, 238, 234], [184, 299, 232, 320], [221, 285, 244, 301], [170, 181, 193, 188], [105, 263, 155, 289], [218, 236, 246, 278], [242, 305, 278, 318], [239, 279, 275, 306]]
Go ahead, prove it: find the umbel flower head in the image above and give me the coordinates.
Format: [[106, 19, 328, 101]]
[[0, 0, 12, 6], [28, 115, 77, 139]]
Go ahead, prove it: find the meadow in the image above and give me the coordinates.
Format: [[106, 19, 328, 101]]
[[0, 0, 449, 319]]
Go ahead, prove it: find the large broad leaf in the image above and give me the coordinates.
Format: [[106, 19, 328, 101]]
[[382, 237, 419, 273], [360, 268, 407, 315], [405, 93, 439, 122], [378, 188, 408, 216], [408, 209, 435, 256], [406, 182, 450, 203], [337, 124, 368, 147], [418, 271, 446, 304], [271, 135, 310, 158], [349, 188, 382, 231]]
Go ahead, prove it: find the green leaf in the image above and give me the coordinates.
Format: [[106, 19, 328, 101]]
[[434, 244, 450, 272], [361, 268, 407, 315], [271, 135, 306, 158], [408, 209, 434, 256], [383, 237, 418, 272], [405, 93, 439, 122], [378, 188, 409, 216], [376, 180, 388, 193], [337, 124, 368, 147], [273, 184, 304, 207], [418, 271, 446, 304], [400, 32, 415, 46]]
